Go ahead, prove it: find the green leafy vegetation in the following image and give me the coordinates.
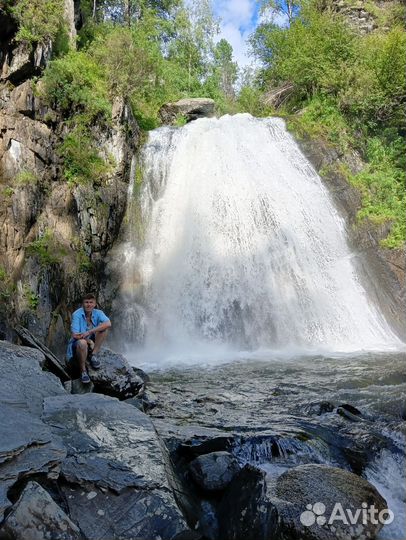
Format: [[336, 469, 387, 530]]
[[250, 0, 406, 247], [26, 230, 67, 266], [9, 0, 65, 44], [58, 125, 113, 185], [2, 186, 14, 198], [41, 51, 111, 122], [15, 170, 39, 185], [23, 285, 39, 310]]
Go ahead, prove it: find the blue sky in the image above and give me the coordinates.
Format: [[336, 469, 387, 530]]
[[212, 0, 261, 67], [212, 1, 290, 68]]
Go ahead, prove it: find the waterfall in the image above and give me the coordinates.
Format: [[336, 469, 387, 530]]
[[122, 114, 401, 365]]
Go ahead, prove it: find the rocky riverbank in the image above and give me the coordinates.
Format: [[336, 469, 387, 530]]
[[1, 340, 403, 540]]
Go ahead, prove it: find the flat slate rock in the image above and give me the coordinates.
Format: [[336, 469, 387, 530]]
[[0, 341, 66, 520], [1, 481, 80, 540], [42, 393, 187, 540]]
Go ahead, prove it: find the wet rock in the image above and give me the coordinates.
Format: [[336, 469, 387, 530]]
[[141, 388, 158, 410], [337, 403, 363, 422], [273, 464, 387, 540], [42, 393, 187, 540], [189, 451, 240, 491], [159, 98, 215, 125], [172, 531, 206, 540], [132, 366, 150, 384], [0, 341, 66, 520], [1, 481, 80, 540], [87, 348, 144, 399], [124, 396, 144, 410], [305, 401, 335, 416], [218, 465, 280, 540], [125, 388, 158, 412], [196, 500, 219, 540]]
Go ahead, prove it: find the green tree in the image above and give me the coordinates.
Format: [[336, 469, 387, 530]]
[[10, 0, 65, 43], [167, 0, 219, 92], [260, 0, 300, 25], [213, 39, 238, 98]]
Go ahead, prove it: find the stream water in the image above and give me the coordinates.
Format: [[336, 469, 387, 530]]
[[120, 114, 405, 539], [145, 352, 406, 540]]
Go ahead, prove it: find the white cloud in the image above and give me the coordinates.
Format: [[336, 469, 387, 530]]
[[215, 0, 256, 28], [217, 22, 253, 67], [213, 0, 258, 68]]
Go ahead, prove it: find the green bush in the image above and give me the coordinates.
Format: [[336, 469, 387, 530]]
[[288, 95, 354, 152], [26, 230, 67, 265], [23, 286, 39, 310], [340, 28, 406, 132], [41, 51, 111, 122], [15, 170, 39, 185], [58, 125, 112, 185], [11, 0, 65, 43], [350, 136, 406, 248]]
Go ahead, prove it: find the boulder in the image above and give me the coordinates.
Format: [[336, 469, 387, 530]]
[[125, 388, 158, 412], [0, 341, 66, 520], [189, 451, 240, 491], [273, 464, 388, 540], [87, 348, 144, 399], [42, 393, 187, 540], [70, 377, 95, 394], [1, 40, 52, 84], [1, 481, 80, 540], [337, 403, 363, 422], [159, 98, 215, 125], [218, 465, 280, 540]]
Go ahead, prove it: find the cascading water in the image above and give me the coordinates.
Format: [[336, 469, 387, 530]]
[[122, 113, 401, 364]]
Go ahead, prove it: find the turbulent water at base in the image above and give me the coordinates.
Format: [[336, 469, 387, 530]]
[[123, 114, 401, 362]]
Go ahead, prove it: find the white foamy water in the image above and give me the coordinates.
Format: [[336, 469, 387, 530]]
[[122, 114, 401, 365]]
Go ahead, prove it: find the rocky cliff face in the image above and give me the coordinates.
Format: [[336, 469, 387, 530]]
[[331, 0, 403, 33], [0, 2, 139, 354]]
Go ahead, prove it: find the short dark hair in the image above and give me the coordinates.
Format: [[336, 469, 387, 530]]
[[83, 293, 96, 301]]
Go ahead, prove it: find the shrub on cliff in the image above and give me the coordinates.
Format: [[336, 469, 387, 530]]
[[41, 50, 111, 122], [8, 0, 65, 44]]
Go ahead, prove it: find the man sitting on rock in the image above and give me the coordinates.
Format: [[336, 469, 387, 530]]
[[67, 293, 112, 384]]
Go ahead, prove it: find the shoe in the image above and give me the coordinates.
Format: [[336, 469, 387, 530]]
[[81, 371, 91, 384], [89, 355, 101, 370]]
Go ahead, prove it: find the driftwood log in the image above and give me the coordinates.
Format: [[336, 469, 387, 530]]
[[15, 325, 70, 381]]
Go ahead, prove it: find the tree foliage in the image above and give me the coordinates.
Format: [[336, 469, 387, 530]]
[[250, 0, 406, 247], [9, 0, 65, 43]]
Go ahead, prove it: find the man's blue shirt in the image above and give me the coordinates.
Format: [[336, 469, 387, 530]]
[[67, 307, 110, 359]]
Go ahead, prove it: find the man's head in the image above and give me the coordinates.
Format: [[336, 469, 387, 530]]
[[82, 293, 97, 313]]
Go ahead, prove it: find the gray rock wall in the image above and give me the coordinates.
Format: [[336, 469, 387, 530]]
[[0, 6, 139, 350]]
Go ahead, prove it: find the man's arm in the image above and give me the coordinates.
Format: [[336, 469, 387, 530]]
[[82, 320, 111, 338], [71, 311, 83, 339]]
